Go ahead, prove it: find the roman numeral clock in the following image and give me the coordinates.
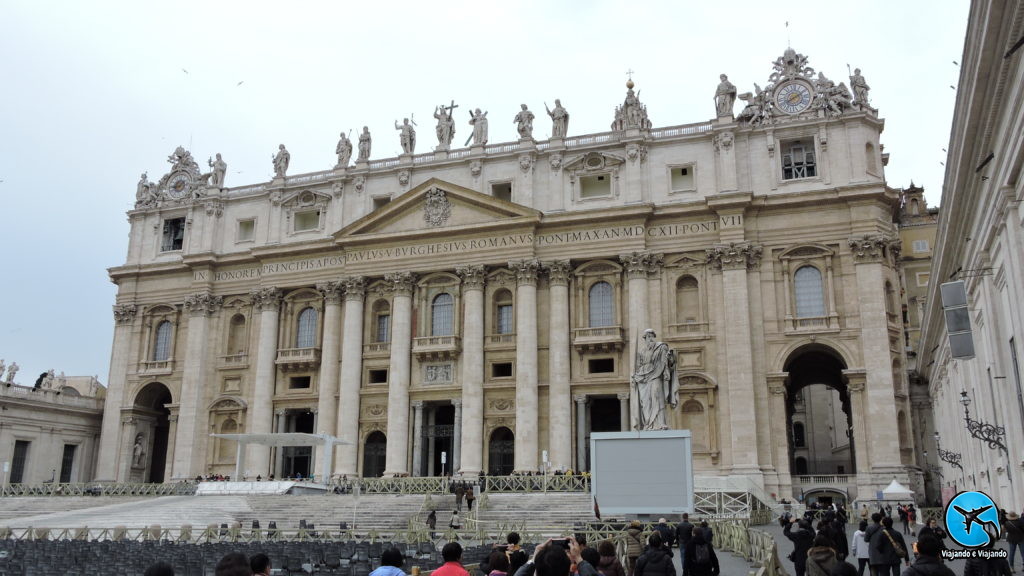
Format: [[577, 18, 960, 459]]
[[775, 81, 813, 114]]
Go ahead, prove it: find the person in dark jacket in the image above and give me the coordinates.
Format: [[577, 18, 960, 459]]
[[1005, 511, 1024, 572], [598, 540, 626, 576], [654, 519, 675, 548], [635, 533, 675, 576], [900, 536, 955, 576], [676, 514, 694, 553], [805, 534, 838, 576], [785, 517, 815, 576], [868, 517, 908, 576], [915, 519, 948, 551], [682, 531, 719, 576]]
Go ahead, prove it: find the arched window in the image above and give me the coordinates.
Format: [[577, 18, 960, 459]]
[[793, 422, 806, 447], [296, 307, 317, 348], [153, 321, 173, 361], [431, 293, 454, 336], [588, 281, 614, 327], [218, 418, 238, 463], [794, 266, 825, 318], [227, 314, 247, 355], [679, 400, 707, 450], [675, 276, 700, 323], [865, 142, 878, 174], [494, 289, 514, 334], [794, 457, 808, 475], [363, 431, 387, 478], [373, 300, 391, 343], [488, 427, 515, 476], [910, 198, 920, 216]]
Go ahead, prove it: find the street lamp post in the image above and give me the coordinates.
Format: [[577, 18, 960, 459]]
[[933, 432, 963, 471], [959, 390, 1008, 454]]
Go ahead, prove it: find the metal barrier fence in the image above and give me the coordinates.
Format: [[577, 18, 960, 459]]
[[0, 482, 197, 497]]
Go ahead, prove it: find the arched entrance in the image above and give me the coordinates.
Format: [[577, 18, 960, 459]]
[[784, 346, 856, 478], [488, 427, 515, 475], [363, 432, 386, 478], [133, 382, 172, 483]]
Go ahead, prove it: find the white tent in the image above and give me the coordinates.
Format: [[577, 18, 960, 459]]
[[881, 478, 915, 500]]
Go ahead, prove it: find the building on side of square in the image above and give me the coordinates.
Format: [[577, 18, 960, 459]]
[[917, 0, 1024, 512], [97, 47, 917, 503]]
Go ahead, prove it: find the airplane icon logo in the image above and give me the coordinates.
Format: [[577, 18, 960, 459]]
[[945, 491, 1001, 549]]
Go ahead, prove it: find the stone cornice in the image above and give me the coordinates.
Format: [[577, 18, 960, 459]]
[[383, 272, 417, 296], [706, 242, 762, 271], [183, 292, 223, 316], [544, 260, 572, 286], [508, 259, 540, 286], [250, 287, 282, 311], [113, 303, 138, 324], [456, 265, 487, 291]]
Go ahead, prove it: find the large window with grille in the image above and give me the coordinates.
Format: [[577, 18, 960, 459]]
[[494, 289, 514, 335], [296, 307, 317, 348], [160, 217, 185, 252], [11, 440, 30, 483], [794, 266, 826, 317], [153, 321, 173, 361], [782, 140, 816, 180], [588, 281, 614, 327], [431, 293, 454, 336], [59, 444, 77, 483]]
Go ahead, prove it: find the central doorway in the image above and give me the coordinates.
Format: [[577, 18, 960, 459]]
[[281, 410, 314, 479], [134, 382, 172, 483], [584, 396, 622, 471], [421, 404, 454, 476]]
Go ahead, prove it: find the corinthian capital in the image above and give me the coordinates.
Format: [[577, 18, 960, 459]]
[[113, 303, 137, 324], [848, 234, 897, 264], [250, 287, 282, 311], [706, 242, 762, 270], [620, 252, 653, 279], [544, 260, 572, 286], [383, 271, 417, 296], [456, 265, 487, 291], [184, 292, 224, 316], [317, 281, 344, 304], [342, 276, 366, 301], [508, 259, 540, 286]]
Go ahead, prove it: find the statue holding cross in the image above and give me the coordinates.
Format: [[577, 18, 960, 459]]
[[434, 100, 458, 149]]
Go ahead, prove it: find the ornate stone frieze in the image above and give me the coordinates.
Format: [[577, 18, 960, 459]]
[[331, 181, 345, 197], [848, 234, 897, 264], [423, 188, 451, 228], [398, 170, 410, 187], [423, 363, 452, 384], [249, 287, 282, 311], [383, 272, 417, 296], [549, 153, 562, 171], [706, 242, 763, 271], [204, 200, 223, 217], [183, 292, 223, 316], [363, 404, 387, 418], [713, 131, 734, 153], [113, 303, 138, 324], [488, 398, 514, 412], [354, 176, 365, 193], [625, 143, 648, 163], [620, 252, 655, 279], [456, 265, 487, 290], [544, 260, 572, 286], [519, 154, 534, 173], [646, 253, 665, 275], [341, 276, 366, 300], [317, 281, 344, 304], [508, 259, 540, 286], [469, 160, 482, 177]]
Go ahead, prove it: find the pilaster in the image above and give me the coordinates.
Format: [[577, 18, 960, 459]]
[[337, 276, 366, 475], [247, 287, 282, 476], [172, 291, 222, 480], [384, 272, 416, 476], [97, 303, 137, 481], [545, 260, 572, 471], [456, 265, 485, 475], [509, 259, 540, 472], [315, 280, 344, 479]]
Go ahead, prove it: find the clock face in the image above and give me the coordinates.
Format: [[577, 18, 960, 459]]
[[776, 82, 812, 115], [166, 172, 191, 199]]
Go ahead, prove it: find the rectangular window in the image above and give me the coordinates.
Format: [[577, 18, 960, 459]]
[[289, 376, 311, 389], [496, 304, 513, 334], [670, 165, 695, 193], [916, 272, 930, 287], [580, 174, 612, 198], [491, 182, 512, 203], [491, 362, 513, 378], [376, 314, 391, 343], [588, 358, 615, 374], [160, 217, 186, 252], [11, 440, 30, 483], [912, 239, 929, 253], [368, 369, 388, 384], [372, 196, 391, 210], [781, 140, 817, 180], [59, 444, 77, 483], [293, 210, 320, 232], [237, 219, 255, 242]]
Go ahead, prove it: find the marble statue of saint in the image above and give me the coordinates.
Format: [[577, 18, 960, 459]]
[[715, 74, 737, 117], [357, 126, 372, 162], [208, 153, 227, 188], [468, 108, 488, 145], [273, 144, 290, 178], [0, 360, 5, 381], [545, 100, 569, 138], [514, 104, 535, 139], [631, 329, 679, 430], [434, 103, 457, 148], [132, 434, 145, 467], [136, 173, 151, 201], [5, 362, 19, 384], [336, 132, 353, 167], [850, 68, 870, 107], [42, 369, 55, 389], [394, 118, 416, 154]]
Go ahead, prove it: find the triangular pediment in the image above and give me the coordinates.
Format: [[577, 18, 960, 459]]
[[336, 178, 540, 240]]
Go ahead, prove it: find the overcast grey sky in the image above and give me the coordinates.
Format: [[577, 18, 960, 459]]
[[0, 1, 967, 385]]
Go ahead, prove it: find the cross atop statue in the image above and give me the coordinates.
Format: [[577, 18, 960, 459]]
[[626, 68, 635, 82], [443, 100, 459, 116]]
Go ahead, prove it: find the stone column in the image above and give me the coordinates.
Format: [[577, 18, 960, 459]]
[[621, 252, 652, 430], [766, 373, 792, 499], [848, 235, 902, 474], [411, 402, 425, 477], [618, 393, 630, 432], [96, 304, 137, 481], [274, 409, 286, 476], [456, 265, 485, 475], [509, 259, 540, 472], [315, 281, 344, 477], [336, 276, 365, 475], [452, 399, 463, 473], [545, 261, 572, 472], [707, 243, 762, 475], [164, 410, 178, 481], [173, 292, 222, 480], [384, 272, 416, 477], [575, 395, 588, 471], [713, 130, 738, 193], [248, 287, 282, 477], [843, 369, 873, 496]]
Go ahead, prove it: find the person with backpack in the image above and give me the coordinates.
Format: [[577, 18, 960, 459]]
[[785, 517, 815, 576], [623, 521, 645, 576], [682, 530, 718, 576], [634, 533, 675, 576], [869, 517, 909, 576]]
